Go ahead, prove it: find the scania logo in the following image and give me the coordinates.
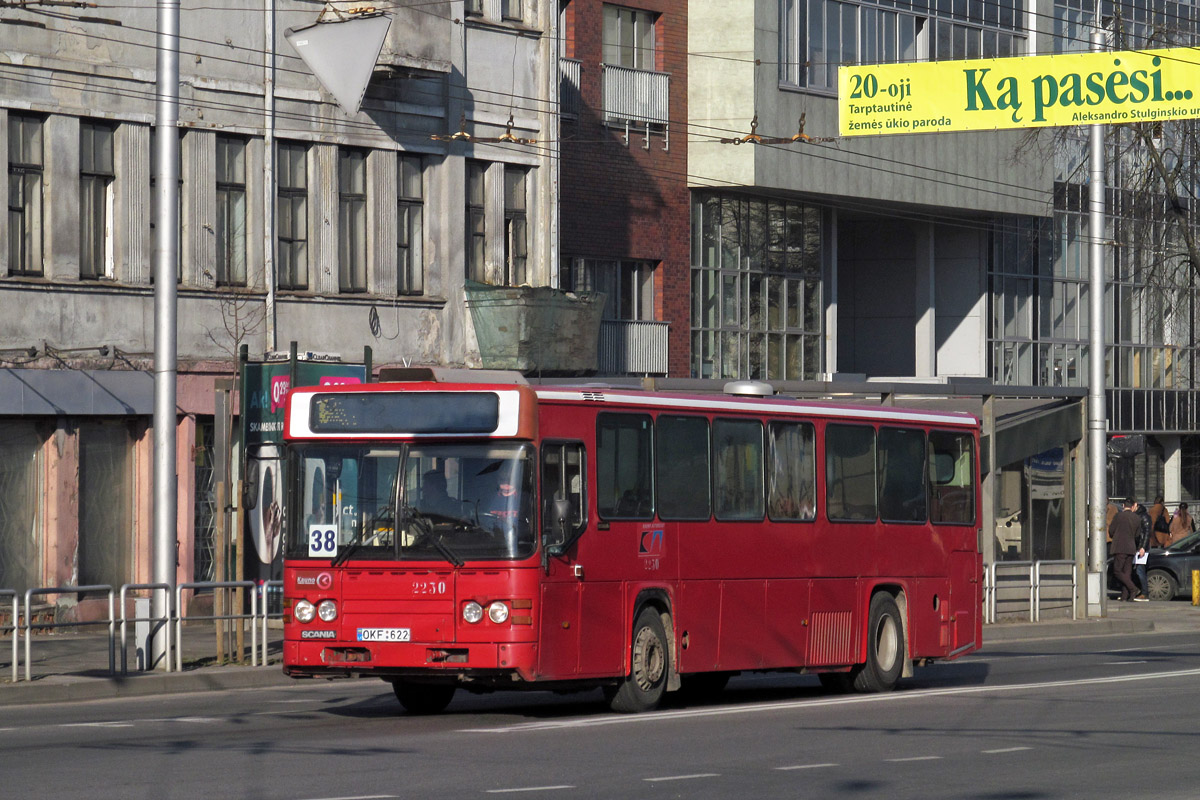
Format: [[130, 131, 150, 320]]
[[301, 630, 336, 640]]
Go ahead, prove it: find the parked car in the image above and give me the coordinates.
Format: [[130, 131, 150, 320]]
[[1141, 530, 1200, 601]]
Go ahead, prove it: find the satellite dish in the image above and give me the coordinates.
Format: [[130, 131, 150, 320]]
[[285, 14, 391, 115]]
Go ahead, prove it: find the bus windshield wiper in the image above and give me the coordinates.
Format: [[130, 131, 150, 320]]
[[408, 508, 464, 567], [331, 532, 364, 568]]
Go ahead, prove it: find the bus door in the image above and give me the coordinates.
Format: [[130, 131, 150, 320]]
[[536, 441, 590, 679], [950, 549, 981, 653]]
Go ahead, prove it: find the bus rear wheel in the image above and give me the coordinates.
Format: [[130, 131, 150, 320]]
[[391, 680, 456, 714], [605, 607, 669, 713], [851, 593, 905, 693]]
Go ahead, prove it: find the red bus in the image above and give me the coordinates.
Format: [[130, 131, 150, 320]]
[[282, 377, 981, 713]]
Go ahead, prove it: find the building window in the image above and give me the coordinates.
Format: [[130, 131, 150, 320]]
[[780, 0, 1026, 91], [602, 4, 656, 70], [8, 114, 44, 277], [466, 160, 487, 283], [215, 136, 247, 287], [504, 166, 528, 286], [277, 142, 308, 290], [562, 258, 655, 320], [502, 0, 523, 20], [80, 120, 115, 280], [338, 148, 368, 293], [398, 154, 424, 295], [78, 421, 134, 590], [465, 0, 482, 15], [691, 193, 824, 381], [0, 421, 43, 594]]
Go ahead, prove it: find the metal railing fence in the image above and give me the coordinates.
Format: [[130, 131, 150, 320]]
[[259, 580, 283, 667], [2, 580, 275, 682], [2, 590, 16, 683], [175, 581, 257, 673], [119, 583, 173, 674], [24, 585, 115, 682], [984, 560, 1079, 623]]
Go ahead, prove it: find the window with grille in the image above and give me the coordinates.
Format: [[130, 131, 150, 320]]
[[339, 148, 368, 293], [602, 4, 656, 69], [504, 166, 528, 286], [398, 154, 424, 295], [277, 141, 309, 290], [466, 160, 487, 283], [80, 120, 115, 280], [216, 136, 247, 286], [8, 114, 44, 277], [780, 0, 1026, 91]]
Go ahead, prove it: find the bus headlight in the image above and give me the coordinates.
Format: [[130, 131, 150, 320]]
[[294, 600, 315, 624], [463, 601, 483, 624], [488, 601, 510, 624], [317, 599, 338, 622]]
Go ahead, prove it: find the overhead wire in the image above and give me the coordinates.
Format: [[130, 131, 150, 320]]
[[4, 1, 1199, 246]]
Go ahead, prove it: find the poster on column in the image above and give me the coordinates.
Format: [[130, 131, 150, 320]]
[[242, 360, 366, 591]]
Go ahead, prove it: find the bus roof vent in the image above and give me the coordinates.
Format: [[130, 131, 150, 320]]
[[581, 391, 606, 402], [723, 380, 775, 398]]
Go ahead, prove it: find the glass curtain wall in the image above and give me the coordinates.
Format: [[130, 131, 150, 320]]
[[691, 193, 823, 380]]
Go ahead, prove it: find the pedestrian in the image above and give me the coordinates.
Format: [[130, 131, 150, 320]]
[[1108, 500, 1144, 602], [1149, 495, 1171, 548], [1169, 501, 1195, 545], [1130, 500, 1152, 601]]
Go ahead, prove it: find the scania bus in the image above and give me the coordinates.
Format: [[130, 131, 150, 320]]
[[282, 377, 981, 713]]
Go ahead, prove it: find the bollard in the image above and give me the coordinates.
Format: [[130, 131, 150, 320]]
[[1193, 570, 1199, 606]]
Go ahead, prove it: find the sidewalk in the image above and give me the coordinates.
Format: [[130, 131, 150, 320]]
[[1, 600, 1196, 707], [0, 621, 294, 707]]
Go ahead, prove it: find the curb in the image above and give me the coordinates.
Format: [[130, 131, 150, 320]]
[[0, 666, 295, 707], [984, 616, 1156, 642]]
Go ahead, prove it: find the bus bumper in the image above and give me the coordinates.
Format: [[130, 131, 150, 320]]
[[284, 639, 538, 681]]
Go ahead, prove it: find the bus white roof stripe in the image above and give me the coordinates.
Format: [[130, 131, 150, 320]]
[[533, 389, 975, 426]]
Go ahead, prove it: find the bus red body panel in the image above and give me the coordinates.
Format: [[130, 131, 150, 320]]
[[280, 380, 983, 705]]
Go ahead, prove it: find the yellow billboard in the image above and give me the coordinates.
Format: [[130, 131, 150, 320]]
[[839, 48, 1200, 136]]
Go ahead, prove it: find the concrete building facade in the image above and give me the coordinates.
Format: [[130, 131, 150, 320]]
[[0, 0, 560, 596]]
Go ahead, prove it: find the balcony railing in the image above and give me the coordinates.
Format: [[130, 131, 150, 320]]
[[597, 319, 669, 375], [560, 58, 581, 119], [601, 63, 669, 127]]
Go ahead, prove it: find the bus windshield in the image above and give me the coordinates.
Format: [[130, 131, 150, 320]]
[[286, 442, 537, 563]]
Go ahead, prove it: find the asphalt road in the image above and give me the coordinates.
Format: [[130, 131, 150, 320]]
[[3, 629, 1200, 799]]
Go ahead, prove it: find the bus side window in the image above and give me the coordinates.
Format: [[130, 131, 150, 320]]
[[928, 431, 976, 524], [826, 424, 878, 522], [713, 418, 764, 521], [597, 413, 654, 520]]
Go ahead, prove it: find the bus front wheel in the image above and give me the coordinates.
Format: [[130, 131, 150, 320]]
[[605, 607, 669, 713], [851, 592, 905, 693], [391, 680, 456, 714]]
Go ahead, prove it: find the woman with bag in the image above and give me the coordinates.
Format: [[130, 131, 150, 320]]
[[1150, 495, 1171, 547], [1169, 502, 1195, 545]]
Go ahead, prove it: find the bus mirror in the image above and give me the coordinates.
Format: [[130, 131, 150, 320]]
[[544, 498, 574, 553]]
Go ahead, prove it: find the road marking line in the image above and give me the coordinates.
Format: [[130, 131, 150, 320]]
[[1107, 660, 1149, 665], [297, 795, 397, 800], [644, 774, 719, 782], [458, 667, 1200, 734], [485, 787, 575, 794], [61, 721, 135, 728], [775, 763, 838, 771], [983, 747, 1032, 754], [885, 756, 942, 763]]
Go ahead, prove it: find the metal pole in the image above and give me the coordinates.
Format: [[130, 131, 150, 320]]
[[1087, 28, 1108, 601], [264, 0, 278, 352], [153, 0, 181, 669]]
